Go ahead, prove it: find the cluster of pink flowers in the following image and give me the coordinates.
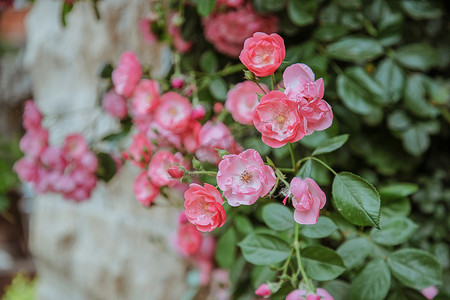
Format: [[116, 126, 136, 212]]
[[14, 101, 98, 201], [203, 4, 278, 57], [108, 51, 242, 206]]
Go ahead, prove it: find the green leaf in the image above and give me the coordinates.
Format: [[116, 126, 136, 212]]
[[197, 0, 216, 17], [402, 125, 430, 157], [239, 234, 290, 265], [401, 0, 442, 20], [200, 51, 218, 73], [234, 215, 254, 236], [374, 59, 404, 104], [387, 110, 412, 132], [215, 228, 237, 268], [381, 197, 411, 218], [379, 183, 418, 198], [209, 77, 227, 100], [370, 216, 418, 246], [251, 265, 278, 289], [404, 74, 439, 118], [301, 216, 338, 239], [297, 159, 313, 178], [287, 0, 317, 26], [323, 280, 350, 300], [61, 2, 74, 27], [313, 25, 348, 42], [302, 245, 346, 281], [312, 134, 349, 156], [95, 152, 117, 182], [388, 249, 442, 289], [350, 260, 391, 300], [395, 44, 439, 71], [262, 203, 295, 231], [328, 37, 384, 62], [337, 238, 371, 269], [332, 172, 381, 227], [253, 0, 286, 12]]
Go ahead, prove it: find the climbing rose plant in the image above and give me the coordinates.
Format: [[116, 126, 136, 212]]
[[17, 0, 449, 299]]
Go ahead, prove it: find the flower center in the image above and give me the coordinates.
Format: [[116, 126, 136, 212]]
[[169, 107, 177, 116], [240, 170, 253, 183]]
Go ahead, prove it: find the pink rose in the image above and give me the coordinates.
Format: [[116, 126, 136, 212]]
[[131, 79, 160, 117], [217, 0, 244, 8], [225, 81, 268, 125], [171, 77, 184, 89], [290, 178, 326, 225], [286, 288, 334, 300], [239, 32, 285, 77], [421, 286, 439, 300], [146, 120, 183, 149], [283, 64, 324, 102], [112, 51, 142, 98], [23, 100, 42, 130], [168, 12, 192, 53], [139, 15, 157, 44], [133, 172, 159, 206], [182, 120, 201, 154], [191, 105, 206, 120], [253, 91, 306, 148], [196, 121, 242, 165], [63, 134, 89, 161], [184, 183, 226, 232], [78, 151, 99, 173], [167, 165, 184, 179], [155, 92, 192, 133], [300, 99, 333, 135], [203, 5, 278, 57], [255, 283, 271, 297], [125, 133, 152, 169], [147, 151, 186, 187], [40, 146, 66, 171], [175, 222, 203, 256], [217, 149, 276, 207], [102, 90, 128, 120], [13, 157, 38, 182], [19, 127, 49, 158]]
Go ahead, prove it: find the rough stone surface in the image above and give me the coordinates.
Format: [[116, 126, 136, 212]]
[[24, 1, 186, 299]]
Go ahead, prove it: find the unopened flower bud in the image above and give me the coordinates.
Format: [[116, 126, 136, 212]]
[[255, 283, 272, 297], [171, 77, 184, 89], [244, 69, 256, 81], [167, 165, 184, 178], [191, 105, 206, 120], [213, 102, 224, 114]]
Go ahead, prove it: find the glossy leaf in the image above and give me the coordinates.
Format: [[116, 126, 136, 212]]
[[337, 238, 371, 269], [197, 0, 216, 17], [239, 234, 290, 265], [328, 37, 384, 62], [402, 125, 430, 157], [287, 0, 317, 26], [332, 172, 381, 227], [300, 216, 338, 239], [388, 249, 442, 289], [370, 216, 418, 246], [379, 183, 418, 198], [374, 58, 404, 103], [350, 260, 391, 300], [209, 77, 227, 100], [312, 134, 349, 156], [262, 203, 295, 231], [404, 74, 439, 118], [215, 228, 237, 268], [302, 245, 346, 281], [395, 44, 439, 71]]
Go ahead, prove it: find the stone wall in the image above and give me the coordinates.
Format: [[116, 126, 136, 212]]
[[24, 1, 187, 299]]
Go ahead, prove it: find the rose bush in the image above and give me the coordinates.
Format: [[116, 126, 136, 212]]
[[14, 0, 449, 299]]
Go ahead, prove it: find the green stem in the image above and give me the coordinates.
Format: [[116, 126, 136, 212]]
[[255, 81, 268, 94], [271, 74, 275, 90], [295, 157, 311, 170], [275, 169, 290, 188], [294, 223, 315, 292], [311, 157, 338, 176], [279, 167, 295, 173], [288, 143, 296, 172], [185, 170, 217, 177], [215, 63, 244, 77]]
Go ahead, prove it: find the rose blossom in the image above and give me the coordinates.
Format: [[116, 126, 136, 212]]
[[239, 32, 285, 77], [139, 15, 157, 44], [203, 5, 278, 57], [255, 283, 271, 297], [63, 134, 89, 161], [19, 127, 49, 158], [124, 133, 152, 168], [155, 92, 192, 133], [148, 151, 186, 187], [40, 146, 66, 171], [290, 177, 326, 225], [168, 12, 192, 53], [23, 100, 42, 130], [286, 288, 334, 300], [191, 105, 206, 120], [182, 120, 201, 153], [112, 51, 142, 98], [217, 149, 276, 207], [133, 172, 159, 206], [283, 63, 333, 135], [253, 91, 306, 148], [175, 222, 203, 256], [421, 286, 439, 300], [184, 183, 226, 232], [131, 79, 160, 116], [102, 90, 128, 119], [225, 81, 268, 125], [13, 157, 38, 182]]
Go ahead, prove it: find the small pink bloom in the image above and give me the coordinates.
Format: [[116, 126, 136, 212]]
[[175, 222, 203, 256], [13, 157, 39, 182], [239, 32, 285, 77], [139, 15, 157, 44], [155, 92, 192, 133], [63, 134, 89, 161], [300, 99, 333, 135], [217, 0, 244, 8], [283, 64, 324, 102], [102, 90, 128, 120], [255, 283, 271, 297], [19, 127, 49, 158], [79, 151, 99, 173], [225, 81, 268, 125], [253, 91, 306, 148], [182, 120, 201, 153], [203, 5, 278, 57], [133, 172, 159, 206], [421, 286, 439, 300], [126, 133, 152, 169], [112, 51, 142, 98], [191, 105, 206, 120], [40, 146, 66, 171], [148, 151, 186, 187], [23, 100, 42, 130], [213, 103, 224, 114], [168, 12, 192, 53], [197, 258, 214, 286], [171, 77, 184, 89], [196, 121, 241, 165], [167, 165, 184, 179], [184, 183, 226, 232], [286, 288, 334, 300], [146, 120, 183, 149], [195, 235, 216, 261], [63, 187, 92, 202], [131, 79, 160, 116], [217, 149, 276, 207], [290, 178, 326, 225]]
